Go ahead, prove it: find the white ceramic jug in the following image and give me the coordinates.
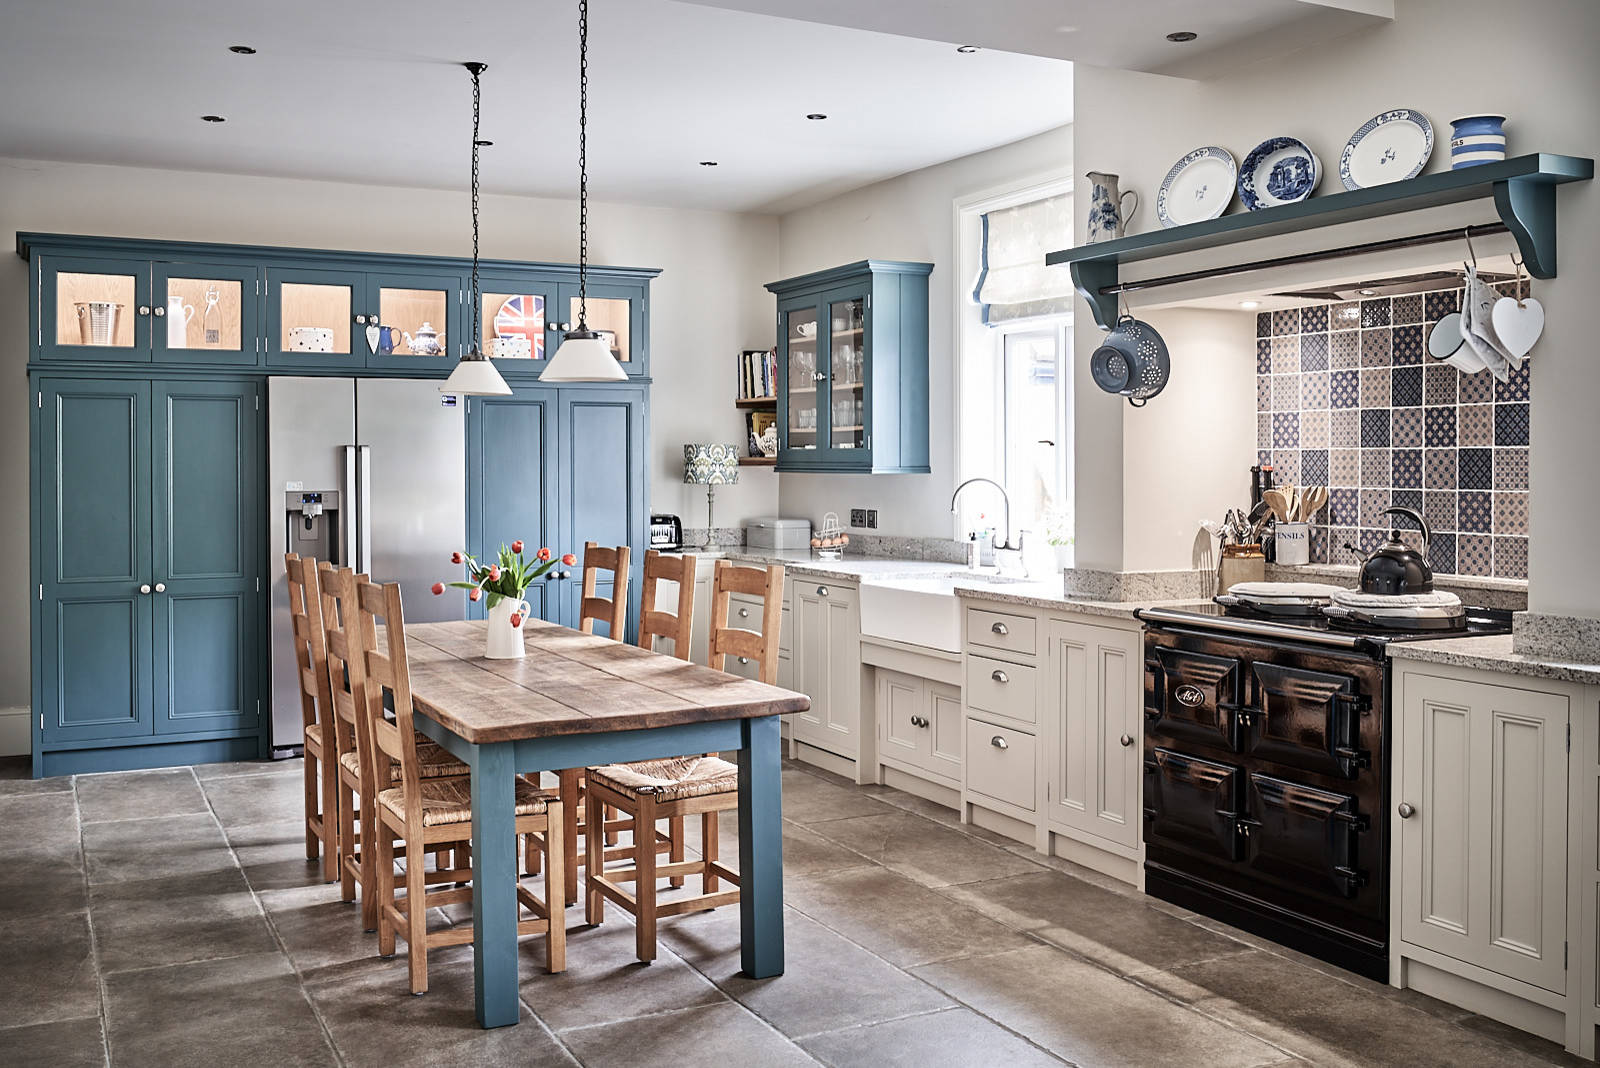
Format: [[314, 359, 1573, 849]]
[[166, 295, 196, 348], [485, 596, 531, 659], [1086, 171, 1139, 243]]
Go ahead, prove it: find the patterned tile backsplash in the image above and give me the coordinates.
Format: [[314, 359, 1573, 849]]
[[1255, 285, 1530, 579]]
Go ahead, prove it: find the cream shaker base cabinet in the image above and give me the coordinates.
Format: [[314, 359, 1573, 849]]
[[791, 580, 861, 761], [877, 669, 963, 788]]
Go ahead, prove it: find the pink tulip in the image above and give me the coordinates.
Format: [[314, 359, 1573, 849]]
[[509, 612, 523, 628], [561, 553, 577, 567], [469, 587, 482, 602], [451, 551, 464, 564], [430, 582, 445, 596], [511, 540, 524, 554], [488, 565, 501, 581], [537, 547, 552, 562]]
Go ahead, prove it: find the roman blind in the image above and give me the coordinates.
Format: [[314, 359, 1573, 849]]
[[973, 193, 1073, 325]]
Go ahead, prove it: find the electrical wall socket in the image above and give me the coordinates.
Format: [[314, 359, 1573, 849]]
[[849, 508, 867, 527], [866, 509, 878, 528]]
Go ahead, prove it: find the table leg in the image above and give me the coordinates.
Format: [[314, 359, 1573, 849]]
[[470, 742, 520, 1028], [737, 715, 784, 978]]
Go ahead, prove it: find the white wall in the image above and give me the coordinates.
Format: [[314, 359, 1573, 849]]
[[0, 156, 781, 724], [773, 126, 1072, 538], [1073, 0, 1600, 614]]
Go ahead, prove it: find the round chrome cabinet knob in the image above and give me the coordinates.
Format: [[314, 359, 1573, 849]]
[[1397, 803, 1416, 819], [154, 583, 166, 593], [1120, 733, 1134, 747], [139, 584, 152, 594]]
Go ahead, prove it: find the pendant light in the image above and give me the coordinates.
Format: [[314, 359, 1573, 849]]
[[441, 61, 512, 396], [541, 0, 628, 382]]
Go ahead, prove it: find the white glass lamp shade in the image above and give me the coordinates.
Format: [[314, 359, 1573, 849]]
[[683, 443, 740, 485], [440, 352, 512, 396], [540, 330, 627, 382]]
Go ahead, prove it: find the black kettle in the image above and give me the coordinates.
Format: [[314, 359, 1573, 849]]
[[1345, 506, 1434, 595]]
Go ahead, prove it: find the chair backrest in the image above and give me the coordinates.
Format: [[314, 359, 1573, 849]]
[[284, 554, 334, 740], [579, 541, 631, 639], [350, 576, 424, 820], [708, 561, 785, 685], [635, 550, 697, 659], [318, 561, 365, 766]]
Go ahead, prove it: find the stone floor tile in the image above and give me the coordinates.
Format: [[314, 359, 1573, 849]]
[[0, 1016, 108, 1068], [912, 944, 1286, 1068], [807, 812, 1046, 888], [201, 770, 308, 829], [229, 820, 331, 892], [81, 813, 235, 885], [0, 756, 73, 796], [799, 1007, 1065, 1067], [0, 911, 100, 1028], [103, 951, 335, 1066], [779, 768, 896, 825], [557, 1001, 816, 1068], [658, 905, 952, 1039], [75, 768, 208, 824], [783, 866, 1034, 968], [0, 858, 90, 919], [0, 792, 82, 864], [1456, 1012, 1593, 1066], [935, 870, 1253, 975], [674, 815, 874, 879], [256, 881, 384, 979], [90, 868, 278, 974], [193, 757, 305, 780]]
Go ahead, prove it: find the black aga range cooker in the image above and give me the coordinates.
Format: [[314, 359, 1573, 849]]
[[1134, 600, 1512, 981]]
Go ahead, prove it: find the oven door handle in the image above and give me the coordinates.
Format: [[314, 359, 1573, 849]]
[[1333, 865, 1369, 891], [1332, 691, 1372, 773], [1143, 656, 1165, 722]]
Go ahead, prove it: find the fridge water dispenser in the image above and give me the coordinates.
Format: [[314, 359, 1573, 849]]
[[286, 491, 342, 563]]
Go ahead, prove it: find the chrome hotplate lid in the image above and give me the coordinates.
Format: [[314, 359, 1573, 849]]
[[1136, 602, 1512, 651]]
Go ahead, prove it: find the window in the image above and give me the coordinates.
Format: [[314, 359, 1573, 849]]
[[1000, 326, 1068, 538]]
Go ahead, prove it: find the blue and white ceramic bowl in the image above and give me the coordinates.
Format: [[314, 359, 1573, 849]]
[[1449, 114, 1507, 168], [1156, 146, 1237, 228], [1340, 109, 1433, 190], [1238, 136, 1320, 211]]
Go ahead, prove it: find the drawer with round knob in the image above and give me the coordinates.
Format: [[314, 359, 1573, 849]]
[[964, 718, 1036, 813], [967, 607, 1036, 657], [965, 654, 1037, 725]]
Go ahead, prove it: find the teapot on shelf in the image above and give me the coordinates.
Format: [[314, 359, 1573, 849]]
[[402, 322, 446, 356]]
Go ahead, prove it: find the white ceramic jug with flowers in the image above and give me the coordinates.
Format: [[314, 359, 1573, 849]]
[[433, 539, 575, 658]]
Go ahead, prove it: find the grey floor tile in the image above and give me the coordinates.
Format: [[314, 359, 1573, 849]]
[[104, 951, 335, 1066], [0, 755, 30, 779], [90, 868, 278, 974], [308, 958, 578, 1068], [256, 881, 381, 979], [0, 792, 82, 865], [1456, 1012, 1593, 1066], [784, 866, 1035, 968], [807, 812, 1046, 888], [229, 819, 331, 892], [935, 870, 1253, 975], [0, 1016, 107, 1067], [75, 768, 208, 824], [913, 944, 1286, 1068], [0, 758, 73, 796], [800, 1006, 1065, 1067], [674, 815, 874, 879], [558, 1001, 816, 1068], [779, 768, 896, 825], [201, 770, 308, 828], [0, 911, 100, 1028], [81, 813, 235, 885], [659, 904, 952, 1039], [193, 757, 305, 780], [0, 858, 90, 920]]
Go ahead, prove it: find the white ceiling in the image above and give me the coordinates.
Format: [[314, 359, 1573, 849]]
[[0, 0, 1074, 214]]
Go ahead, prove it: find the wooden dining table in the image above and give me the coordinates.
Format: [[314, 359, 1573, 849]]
[[401, 617, 810, 1028]]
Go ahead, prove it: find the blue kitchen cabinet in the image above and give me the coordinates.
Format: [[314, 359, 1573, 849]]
[[767, 260, 931, 474], [474, 272, 562, 378], [555, 278, 650, 379], [557, 386, 648, 641], [465, 387, 562, 625], [33, 375, 263, 775], [35, 254, 154, 361], [152, 261, 263, 366]]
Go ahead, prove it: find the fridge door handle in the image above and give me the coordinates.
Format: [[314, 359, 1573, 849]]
[[341, 444, 357, 571], [357, 444, 373, 576]]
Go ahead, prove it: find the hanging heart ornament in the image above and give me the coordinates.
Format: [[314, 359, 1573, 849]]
[[1490, 296, 1544, 358], [365, 324, 380, 353]]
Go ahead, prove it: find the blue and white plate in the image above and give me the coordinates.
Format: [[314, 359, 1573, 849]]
[[1340, 109, 1432, 190], [1157, 146, 1236, 228], [1238, 136, 1320, 211]]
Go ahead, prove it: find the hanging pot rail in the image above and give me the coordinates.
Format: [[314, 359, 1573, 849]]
[[1100, 222, 1510, 298]]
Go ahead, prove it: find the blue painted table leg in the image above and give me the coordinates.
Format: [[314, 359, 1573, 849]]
[[470, 742, 520, 1027], [737, 715, 784, 978]]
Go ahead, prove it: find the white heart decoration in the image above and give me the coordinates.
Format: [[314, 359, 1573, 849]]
[[1491, 296, 1544, 359], [365, 324, 380, 353]]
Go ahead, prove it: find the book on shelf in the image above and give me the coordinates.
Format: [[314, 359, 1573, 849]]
[[736, 348, 778, 401]]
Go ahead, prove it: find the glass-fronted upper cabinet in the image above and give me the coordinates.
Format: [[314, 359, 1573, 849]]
[[40, 256, 151, 359], [266, 266, 360, 369], [557, 278, 648, 377], [153, 262, 260, 365], [265, 266, 462, 371], [767, 260, 932, 474], [364, 270, 463, 371], [478, 275, 559, 370]]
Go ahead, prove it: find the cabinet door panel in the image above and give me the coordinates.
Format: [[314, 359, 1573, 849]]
[[1094, 634, 1141, 846], [1047, 619, 1141, 849], [40, 255, 152, 360], [558, 388, 646, 639], [928, 680, 964, 780], [467, 388, 558, 622], [265, 266, 365, 369], [39, 380, 153, 742], [558, 280, 646, 374], [152, 381, 260, 736], [153, 261, 260, 365], [878, 669, 925, 764], [364, 269, 464, 371]]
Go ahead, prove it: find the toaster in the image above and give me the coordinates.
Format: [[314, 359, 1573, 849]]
[[649, 514, 683, 552]]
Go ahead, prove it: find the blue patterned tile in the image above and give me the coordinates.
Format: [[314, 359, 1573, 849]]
[[1494, 535, 1527, 579], [1361, 447, 1391, 487], [1458, 533, 1493, 576], [1361, 328, 1392, 367], [1425, 447, 1456, 489], [1257, 374, 1272, 411], [1302, 448, 1329, 486], [1392, 448, 1422, 488], [1458, 404, 1493, 447], [1330, 331, 1361, 368], [1360, 298, 1391, 328], [1495, 447, 1528, 490], [1272, 411, 1300, 448], [1256, 311, 1272, 338], [1330, 487, 1359, 525], [1300, 408, 1329, 447], [1299, 333, 1329, 371], [1301, 371, 1329, 410], [1310, 527, 1330, 563], [1458, 447, 1493, 490], [1428, 532, 1457, 575], [1424, 363, 1457, 406], [1258, 449, 1272, 466], [1330, 370, 1360, 408], [1272, 308, 1300, 336], [1256, 338, 1272, 374], [1424, 490, 1456, 531], [1391, 407, 1423, 448], [1302, 306, 1329, 333], [1460, 369, 1494, 404], [1360, 368, 1390, 407], [1458, 490, 1492, 532], [1359, 487, 1391, 527], [1424, 289, 1461, 321], [1257, 412, 1273, 450], [1273, 449, 1301, 485], [1392, 490, 1423, 519], [1392, 324, 1424, 366], [1391, 365, 1423, 407], [1273, 374, 1300, 411], [1393, 294, 1423, 324], [1360, 409, 1390, 447], [1330, 301, 1360, 331], [1331, 412, 1360, 449], [1330, 447, 1358, 484], [1272, 336, 1299, 374], [1495, 402, 1529, 446], [1495, 360, 1530, 402], [1424, 406, 1457, 447], [1494, 491, 1528, 536]]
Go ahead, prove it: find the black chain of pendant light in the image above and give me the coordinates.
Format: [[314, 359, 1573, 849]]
[[465, 61, 488, 356], [574, 0, 591, 332]]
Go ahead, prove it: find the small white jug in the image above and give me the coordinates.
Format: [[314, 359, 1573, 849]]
[[167, 295, 195, 348]]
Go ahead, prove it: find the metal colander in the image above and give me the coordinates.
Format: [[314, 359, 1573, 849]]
[[1090, 315, 1170, 407]]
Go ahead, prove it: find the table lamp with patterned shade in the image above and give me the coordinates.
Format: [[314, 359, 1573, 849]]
[[683, 443, 739, 549]]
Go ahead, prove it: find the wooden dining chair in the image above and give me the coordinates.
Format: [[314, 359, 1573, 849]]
[[584, 560, 785, 962], [349, 575, 566, 994], [321, 562, 468, 930], [284, 553, 339, 883]]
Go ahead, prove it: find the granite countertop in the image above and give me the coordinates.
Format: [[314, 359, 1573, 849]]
[[1387, 635, 1600, 686], [725, 549, 970, 582], [948, 580, 1200, 620]]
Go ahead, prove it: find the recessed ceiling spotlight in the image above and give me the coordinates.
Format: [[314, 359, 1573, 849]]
[[1056, 25, 1078, 33], [805, 113, 827, 121], [200, 115, 226, 123], [1238, 300, 1261, 309], [1165, 30, 1198, 42], [699, 160, 718, 167], [228, 44, 256, 54], [955, 44, 979, 54]]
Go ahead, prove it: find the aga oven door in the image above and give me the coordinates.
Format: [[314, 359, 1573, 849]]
[[1240, 773, 1369, 901], [1243, 661, 1375, 780], [1147, 643, 1246, 753], [1143, 747, 1245, 865]]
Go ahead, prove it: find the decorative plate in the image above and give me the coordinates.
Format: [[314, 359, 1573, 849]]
[[493, 295, 546, 359], [1238, 136, 1320, 211], [1156, 146, 1237, 228], [1339, 109, 1432, 190]]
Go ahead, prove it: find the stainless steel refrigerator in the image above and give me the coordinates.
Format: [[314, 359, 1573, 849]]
[[267, 377, 466, 752]]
